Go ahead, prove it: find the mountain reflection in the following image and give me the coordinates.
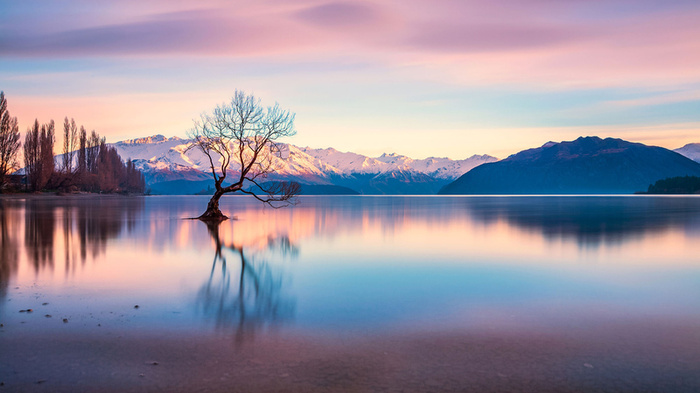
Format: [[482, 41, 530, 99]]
[[2, 195, 700, 338], [460, 197, 700, 246], [196, 220, 295, 343], [229, 196, 700, 249]]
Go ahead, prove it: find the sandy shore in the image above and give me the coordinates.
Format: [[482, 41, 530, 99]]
[[1, 319, 699, 393]]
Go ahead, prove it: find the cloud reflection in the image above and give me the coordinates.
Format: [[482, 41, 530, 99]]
[[2, 195, 700, 337], [4, 195, 700, 308]]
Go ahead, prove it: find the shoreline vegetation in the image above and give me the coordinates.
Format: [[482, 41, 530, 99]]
[[0, 191, 147, 199], [4, 88, 700, 199], [637, 176, 700, 195], [0, 91, 147, 196]]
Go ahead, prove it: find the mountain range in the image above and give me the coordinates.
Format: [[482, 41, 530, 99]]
[[110, 135, 497, 195], [675, 143, 700, 163], [439, 137, 700, 194], [108, 135, 700, 195]]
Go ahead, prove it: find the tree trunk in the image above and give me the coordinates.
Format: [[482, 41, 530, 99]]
[[199, 189, 229, 221]]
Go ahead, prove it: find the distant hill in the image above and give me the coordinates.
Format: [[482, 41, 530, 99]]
[[641, 176, 700, 194], [675, 143, 700, 163], [193, 182, 360, 196], [439, 136, 700, 195], [297, 184, 360, 195]]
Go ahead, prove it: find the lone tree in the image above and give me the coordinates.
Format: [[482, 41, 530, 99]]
[[188, 90, 300, 221]]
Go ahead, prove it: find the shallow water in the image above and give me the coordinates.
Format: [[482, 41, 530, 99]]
[[2, 195, 699, 340], [2, 195, 700, 392]]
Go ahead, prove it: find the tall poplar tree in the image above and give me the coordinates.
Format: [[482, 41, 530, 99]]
[[62, 117, 78, 175], [38, 120, 55, 190], [0, 92, 21, 190], [23, 120, 40, 191]]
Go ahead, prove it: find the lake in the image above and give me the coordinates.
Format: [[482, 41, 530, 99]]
[[1, 195, 699, 392]]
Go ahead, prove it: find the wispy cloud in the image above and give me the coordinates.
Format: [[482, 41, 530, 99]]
[[0, 9, 315, 57], [403, 23, 591, 53], [2, 0, 700, 157], [295, 2, 382, 28], [3, 0, 700, 89], [606, 90, 700, 108]]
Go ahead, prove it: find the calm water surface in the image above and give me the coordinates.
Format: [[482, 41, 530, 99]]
[[1, 195, 700, 339]]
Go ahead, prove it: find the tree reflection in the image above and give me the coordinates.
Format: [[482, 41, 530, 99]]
[[0, 201, 19, 297], [21, 197, 145, 274], [75, 201, 128, 264], [25, 199, 56, 272], [197, 220, 295, 343]]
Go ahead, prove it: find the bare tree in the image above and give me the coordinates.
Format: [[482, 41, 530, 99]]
[[86, 130, 102, 174], [124, 158, 146, 193], [77, 126, 87, 176], [39, 120, 55, 190], [188, 90, 300, 220], [61, 117, 78, 175], [96, 141, 123, 193], [24, 119, 56, 191], [24, 120, 41, 191], [0, 92, 21, 190]]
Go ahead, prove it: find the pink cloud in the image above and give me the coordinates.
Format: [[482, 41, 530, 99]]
[[403, 23, 592, 53], [0, 10, 317, 57], [607, 90, 700, 108], [2, 0, 700, 89], [295, 2, 380, 28], [387, 3, 700, 89]]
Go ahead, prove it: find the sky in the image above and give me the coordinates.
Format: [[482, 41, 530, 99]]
[[1, 0, 700, 159]]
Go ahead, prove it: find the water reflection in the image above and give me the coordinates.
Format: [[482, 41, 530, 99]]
[[25, 200, 55, 272], [197, 220, 295, 342], [201, 196, 700, 256], [0, 197, 145, 299], [1, 195, 699, 338], [209, 196, 700, 250], [0, 201, 19, 297], [24, 197, 145, 273], [460, 196, 700, 246]]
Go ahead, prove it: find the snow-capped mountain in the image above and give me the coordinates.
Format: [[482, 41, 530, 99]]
[[675, 143, 700, 163], [299, 147, 495, 179], [111, 135, 498, 194], [440, 137, 700, 195]]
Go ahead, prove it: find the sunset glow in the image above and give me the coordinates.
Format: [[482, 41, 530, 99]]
[[2, 0, 699, 158]]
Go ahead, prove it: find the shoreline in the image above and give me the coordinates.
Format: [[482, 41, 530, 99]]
[[0, 192, 148, 200], [2, 320, 699, 392]]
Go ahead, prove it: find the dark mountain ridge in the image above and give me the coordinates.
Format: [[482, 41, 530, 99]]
[[439, 136, 700, 195]]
